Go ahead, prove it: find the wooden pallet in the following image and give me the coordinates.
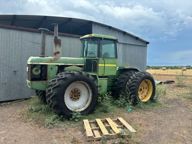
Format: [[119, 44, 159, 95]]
[[83, 117, 136, 141]]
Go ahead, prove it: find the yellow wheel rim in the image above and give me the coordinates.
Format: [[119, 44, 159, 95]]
[[138, 79, 153, 102]]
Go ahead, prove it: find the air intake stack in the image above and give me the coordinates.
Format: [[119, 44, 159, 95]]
[[38, 28, 49, 57], [53, 24, 61, 59]]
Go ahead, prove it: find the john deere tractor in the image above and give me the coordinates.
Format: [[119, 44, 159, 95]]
[[27, 29, 155, 118]]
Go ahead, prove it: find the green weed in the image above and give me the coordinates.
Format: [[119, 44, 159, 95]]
[[24, 97, 63, 128], [97, 93, 115, 113], [114, 94, 129, 107], [45, 114, 61, 128], [70, 112, 82, 122], [24, 87, 161, 128], [113, 90, 132, 108], [24, 94, 119, 126]]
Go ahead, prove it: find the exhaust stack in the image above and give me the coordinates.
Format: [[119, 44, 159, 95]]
[[53, 24, 61, 59], [38, 28, 49, 57]]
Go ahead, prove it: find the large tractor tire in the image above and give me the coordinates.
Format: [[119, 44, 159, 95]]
[[111, 71, 136, 98], [46, 72, 98, 118], [35, 90, 47, 104], [126, 72, 156, 105]]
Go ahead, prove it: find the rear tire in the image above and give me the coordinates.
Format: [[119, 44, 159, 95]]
[[35, 90, 46, 104], [126, 72, 156, 105], [111, 71, 136, 98], [46, 72, 98, 118]]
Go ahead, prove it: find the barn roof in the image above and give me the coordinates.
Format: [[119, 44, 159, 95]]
[[0, 15, 149, 44]]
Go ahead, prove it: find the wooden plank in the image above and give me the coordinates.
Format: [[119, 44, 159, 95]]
[[96, 119, 109, 135], [106, 118, 121, 134], [92, 124, 122, 129], [83, 119, 94, 137], [118, 117, 136, 133], [93, 130, 101, 139]]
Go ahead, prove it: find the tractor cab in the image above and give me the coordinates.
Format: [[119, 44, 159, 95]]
[[80, 34, 118, 76]]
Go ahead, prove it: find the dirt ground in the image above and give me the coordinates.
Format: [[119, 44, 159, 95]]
[[0, 76, 192, 144]]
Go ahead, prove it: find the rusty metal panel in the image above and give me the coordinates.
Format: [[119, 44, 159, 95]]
[[0, 28, 81, 101]]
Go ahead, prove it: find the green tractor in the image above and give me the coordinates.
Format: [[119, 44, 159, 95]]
[[27, 28, 155, 118]]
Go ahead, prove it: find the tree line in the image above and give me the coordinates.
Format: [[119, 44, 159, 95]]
[[147, 65, 192, 69]]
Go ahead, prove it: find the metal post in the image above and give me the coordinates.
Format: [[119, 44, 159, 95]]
[[53, 24, 61, 59], [38, 28, 49, 57], [53, 23, 58, 38]]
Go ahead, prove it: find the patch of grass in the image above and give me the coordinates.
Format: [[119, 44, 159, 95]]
[[183, 94, 192, 100], [154, 85, 167, 102], [70, 112, 82, 122], [113, 93, 130, 108], [135, 101, 162, 110], [23, 96, 63, 128], [113, 92, 134, 113], [98, 93, 115, 113], [175, 75, 186, 87], [84, 93, 118, 120], [183, 85, 192, 100], [23, 88, 162, 128], [113, 90, 163, 112], [23, 94, 120, 126]]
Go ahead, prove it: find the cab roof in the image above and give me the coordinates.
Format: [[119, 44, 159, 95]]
[[80, 34, 117, 40]]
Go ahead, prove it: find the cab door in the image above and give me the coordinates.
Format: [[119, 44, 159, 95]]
[[98, 39, 117, 76]]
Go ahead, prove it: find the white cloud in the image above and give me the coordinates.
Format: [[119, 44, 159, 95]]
[[0, 0, 192, 40], [69, 0, 98, 11], [96, 4, 165, 35], [0, 0, 192, 65]]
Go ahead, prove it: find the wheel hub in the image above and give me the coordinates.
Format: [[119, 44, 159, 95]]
[[69, 88, 81, 101], [138, 79, 153, 102], [64, 81, 93, 112]]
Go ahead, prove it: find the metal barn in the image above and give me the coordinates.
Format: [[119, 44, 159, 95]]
[[0, 15, 149, 101]]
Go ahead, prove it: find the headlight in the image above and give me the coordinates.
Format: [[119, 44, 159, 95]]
[[32, 66, 41, 75]]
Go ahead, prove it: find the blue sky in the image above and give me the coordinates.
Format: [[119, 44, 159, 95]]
[[0, 0, 192, 66]]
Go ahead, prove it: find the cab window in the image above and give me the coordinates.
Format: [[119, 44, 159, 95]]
[[100, 39, 116, 58], [82, 39, 98, 57]]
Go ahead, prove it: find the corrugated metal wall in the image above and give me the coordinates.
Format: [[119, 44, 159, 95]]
[[92, 23, 147, 71], [0, 28, 81, 101], [117, 43, 147, 70], [45, 35, 81, 57]]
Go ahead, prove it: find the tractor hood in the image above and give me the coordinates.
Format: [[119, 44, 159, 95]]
[[27, 56, 85, 66]]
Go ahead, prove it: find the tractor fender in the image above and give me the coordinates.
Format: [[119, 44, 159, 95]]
[[117, 67, 140, 75]]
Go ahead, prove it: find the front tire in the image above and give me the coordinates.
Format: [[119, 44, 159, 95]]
[[46, 72, 98, 118]]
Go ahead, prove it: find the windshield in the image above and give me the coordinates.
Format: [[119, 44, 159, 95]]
[[81, 38, 117, 58], [82, 39, 98, 57]]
